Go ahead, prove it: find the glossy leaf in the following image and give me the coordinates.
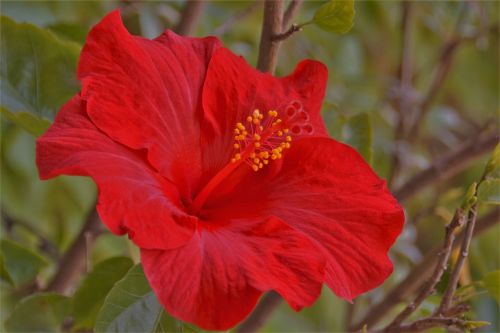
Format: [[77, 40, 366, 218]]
[[483, 270, 500, 303], [95, 264, 187, 333], [461, 182, 478, 211], [343, 113, 372, 164], [0, 239, 48, 287], [484, 143, 500, 177], [0, 254, 14, 286], [0, 16, 80, 136], [4, 293, 69, 332], [477, 179, 500, 205], [312, 0, 355, 34], [72, 257, 133, 330]]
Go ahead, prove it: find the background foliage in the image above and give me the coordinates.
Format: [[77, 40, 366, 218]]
[[0, 1, 498, 332]]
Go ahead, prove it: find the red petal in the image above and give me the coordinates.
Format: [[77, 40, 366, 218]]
[[141, 216, 325, 330], [203, 138, 404, 300], [78, 10, 220, 199], [36, 96, 195, 250], [200, 48, 328, 183]]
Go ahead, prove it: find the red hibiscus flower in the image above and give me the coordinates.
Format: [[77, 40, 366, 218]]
[[36, 10, 404, 331]]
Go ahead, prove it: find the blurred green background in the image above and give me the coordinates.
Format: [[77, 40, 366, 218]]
[[1, 1, 498, 332]]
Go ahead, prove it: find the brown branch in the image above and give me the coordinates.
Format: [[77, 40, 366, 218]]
[[384, 317, 467, 333], [174, 0, 207, 36], [385, 209, 466, 329], [393, 131, 499, 202], [237, 291, 282, 333], [256, 0, 284, 73], [272, 24, 302, 41], [437, 205, 479, 313], [406, 4, 469, 141], [1, 208, 60, 260], [45, 207, 102, 294], [282, 0, 302, 30], [349, 207, 499, 331], [387, 1, 414, 186]]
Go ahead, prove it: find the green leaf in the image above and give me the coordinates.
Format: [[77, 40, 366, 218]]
[[0, 254, 14, 286], [4, 293, 70, 332], [312, 0, 355, 34], [484, 143, 500, 177], [0, 15, 80, 136], [482, 270, 500, 303], [464, 320, 491, 330], [477, 179, 500, 205], [461, 182, 478, 211], [72, 257, 133, 330], [0, 239, 48, 287], [95, 264, 187, 333], [343, 113, 372, 164]]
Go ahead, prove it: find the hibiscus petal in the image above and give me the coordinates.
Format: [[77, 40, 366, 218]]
[[141, 216, 325, 330], [203, 138, 404, 301], [36, 96, 196, 250], [200, 47, 328, 182], [78, 10, 220, 199]]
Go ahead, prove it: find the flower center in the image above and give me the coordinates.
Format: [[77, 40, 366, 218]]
[[231, 109, 292, 172], [189, 101, 313, 214]]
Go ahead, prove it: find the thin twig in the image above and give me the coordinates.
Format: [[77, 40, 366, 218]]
[[383, 317, 467, 333], [387, 1, 414, 186], [386, 209, 466, 329], [1, 209, 59, 260], [349, 207, 499, 331], [437, 205, 479, 313], [256, 0, 284, 73], [393, 131, 499, 202], [272, 24, 302, 41], [282, 0, 302, 30], [45, 207, 102, 294], [237, 291, 282, 333], [174, 0, 206, 36], [406, 3, 469, 140]]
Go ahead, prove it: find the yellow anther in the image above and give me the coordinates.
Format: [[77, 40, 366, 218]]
[[231, 107, 297, 172], [259, 151, 269, 159]]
